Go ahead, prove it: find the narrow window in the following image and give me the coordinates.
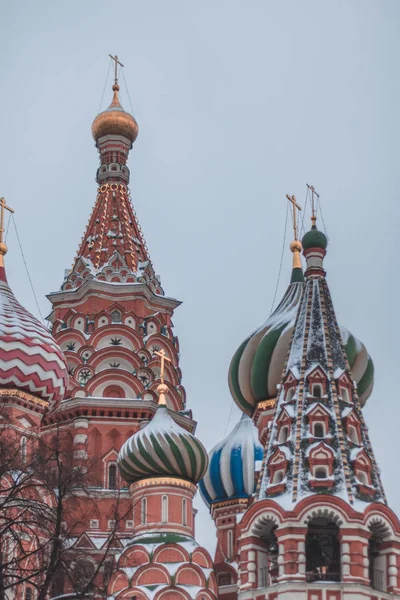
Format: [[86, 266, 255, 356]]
[[182, 498, 187, 526], [315, 467, 327, 479], [348, 426, 358, 444], [20, 436, 27, 464], [358, 471, 368, 485], [108, 464, 117, 489], [314, 423, 324, 438], [286, 388, 295, 402], [111, 310, 121, 323], [273, 470, 284, 484], [162, 495, 168, 523], [227, 529, 233, 559], [279, 426, 289, 443], [141, 498, 147, 524], [25, 588, 33, 600], [312, 384, 322, 398], [341, 387, 350, 403]]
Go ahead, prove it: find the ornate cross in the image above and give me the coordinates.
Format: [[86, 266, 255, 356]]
[[109, 54, 124, 85], [306, 183, 319, 222], [286, 194, 302, 241], [0, 197, 14, 245], [154, 349, 172, 384]]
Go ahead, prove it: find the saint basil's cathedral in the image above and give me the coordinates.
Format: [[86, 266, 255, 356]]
[[1, 59, 400, 600]]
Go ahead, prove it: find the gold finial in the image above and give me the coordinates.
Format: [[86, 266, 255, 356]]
[[109, 54, 124, 86], [286, 194, 302, 269], [306, 183, 319, 226], [0, 198, 14, 263], [154, 349, 172, 406]]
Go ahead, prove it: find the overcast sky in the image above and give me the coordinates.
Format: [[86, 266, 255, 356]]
[[0, 0, 399, 552]]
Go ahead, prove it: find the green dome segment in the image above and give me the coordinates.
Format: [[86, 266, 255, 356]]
[[228, 280, 304, 416], [118, 406, 208, 484], [301, 225, 328, 250], [340, 326, 374, 406]]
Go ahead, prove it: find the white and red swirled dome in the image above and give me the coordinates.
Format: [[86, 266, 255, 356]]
[[0, 267, 68, 404]]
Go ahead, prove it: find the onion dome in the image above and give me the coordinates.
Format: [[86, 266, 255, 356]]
[[340, 326, 374, 406], [118, 384, 208, 484], [92, 84, 138, 144], [199, 414, 263, 508], [228, 263, 304, 417], [0, 245, 68, 404], [301, 224, 328, 250]]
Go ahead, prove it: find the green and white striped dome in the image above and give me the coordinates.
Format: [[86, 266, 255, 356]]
[[229, 279, 374, 416], [228, 278, 303, 416], [118, 406, 209, 485]]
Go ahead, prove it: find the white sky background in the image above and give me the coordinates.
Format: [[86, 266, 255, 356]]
[[0, 0, 399, 552]]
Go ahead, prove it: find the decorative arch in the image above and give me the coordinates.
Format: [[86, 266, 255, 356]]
[[89, 346, 142, 373], [191, 548, 213, 568], [87, 370, 142, 398], [153, 544, 189, 564], [118, 545, 150, 568], [108, 570, 129, 595], [89, 325, 143, 351], [133, 564, 170, 587], [175, 563, 206, 587], [154, 588, 192, 600], [115, 588, 149, 600]]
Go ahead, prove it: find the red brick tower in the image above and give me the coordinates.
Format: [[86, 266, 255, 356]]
[[42, 64, 208, 587]]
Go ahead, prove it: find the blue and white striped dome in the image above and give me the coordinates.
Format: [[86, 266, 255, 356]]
[[199, 413, 263, 508]]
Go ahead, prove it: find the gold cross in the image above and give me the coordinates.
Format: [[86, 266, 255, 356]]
[[306, 183, 319, 222], [0, 197, 14, 245], [286, 194, 302, 241], [109, 54, 124, 85], [154, 349, 172, 384]]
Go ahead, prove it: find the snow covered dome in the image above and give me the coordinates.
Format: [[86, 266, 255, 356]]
[[118, 390, 209, 485], [199, 414, 263, 508], [229, 274, 303, 417], [229, 272, 374, 415], [0, 266, 68, 404]]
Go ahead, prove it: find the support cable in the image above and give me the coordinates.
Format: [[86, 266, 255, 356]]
[[4, 213, 11, 243], [97, 57, 112, 115], [121, 67, 136, 116], [223, 401, 234, 438], [11, 215, 44, 323], [299, 187, 310, 237], [269, 201, 289, 315], [317, 195, 329, 241]]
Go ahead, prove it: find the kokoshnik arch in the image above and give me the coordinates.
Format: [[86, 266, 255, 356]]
[[0, 56, 398, 600]]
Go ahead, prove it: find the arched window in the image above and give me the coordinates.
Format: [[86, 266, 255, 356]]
[[227, 529, 233, 559], [108, 464, 117, 489], [162, 495, 168, 523], [20, 436, 27, 464], [315, 467, 328, 479], [278, 426, 289, 443], [25, 588, 33, 600], [348, 426, 358, 444], [286, 388, 295, 402], [182, 498, 187, 526], [358, 470, 368, 485], [273, 470, 284, 484], [141, 498, 147, 524], [341, 387, 350, 403], [306, 518, 340, 582], [314, 423, 324, 438], [111, 310, 121, 323], [369, 526, 387, 592], [312, 384, 322, 398]]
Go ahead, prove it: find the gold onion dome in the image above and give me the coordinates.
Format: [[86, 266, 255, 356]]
[[92, 84, 138, 143]]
